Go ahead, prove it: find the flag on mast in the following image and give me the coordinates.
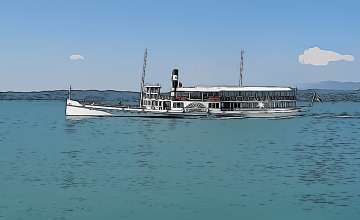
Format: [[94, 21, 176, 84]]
[[311, 91, 322, 104]]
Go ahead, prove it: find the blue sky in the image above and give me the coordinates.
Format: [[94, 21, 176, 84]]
[[0, 0, 359, 91]]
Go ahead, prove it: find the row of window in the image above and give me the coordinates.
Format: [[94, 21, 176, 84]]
[[221, 90, 296, 97], [144, 100, 295, 109], [221, 101, 296, 109], [172, 102, 220, 109], [143, 100, 166, 106], [144, 94, 160, 99], [144, 87, 161, 93], [172, 95, 296, 102], [221, 96, 296, 101], [175, 90, 296, 98]]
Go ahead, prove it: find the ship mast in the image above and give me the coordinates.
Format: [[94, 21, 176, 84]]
[[239, 49, 244, 87], [139, 48, 148, 108]]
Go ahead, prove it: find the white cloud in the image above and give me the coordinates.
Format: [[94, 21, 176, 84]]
[[298, 47, 354, 66], [69, 54, 85, 61]]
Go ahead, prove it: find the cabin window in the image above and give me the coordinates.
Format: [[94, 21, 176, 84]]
[[190, 92, 201, 99], [209, 103, 220, 109], [173, 102, 184, 108]]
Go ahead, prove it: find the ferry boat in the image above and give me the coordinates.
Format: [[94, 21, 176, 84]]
[[66, 51, 301, 118]]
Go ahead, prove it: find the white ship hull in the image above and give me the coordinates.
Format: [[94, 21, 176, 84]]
[[66, 99, 302, 118]]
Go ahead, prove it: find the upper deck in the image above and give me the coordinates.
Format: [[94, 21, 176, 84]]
[[141, 68, 297, 110]]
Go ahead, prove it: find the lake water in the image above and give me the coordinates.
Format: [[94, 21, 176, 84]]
[[1, 100, 360, 220]]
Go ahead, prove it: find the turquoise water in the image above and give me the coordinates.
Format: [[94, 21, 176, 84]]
[[1, 100, 360, 220]]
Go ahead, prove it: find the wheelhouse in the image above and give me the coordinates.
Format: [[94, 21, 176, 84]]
[[142, 84, 171, 110]]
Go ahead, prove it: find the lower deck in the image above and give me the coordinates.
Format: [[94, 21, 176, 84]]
[[142, 98, 296, 112]]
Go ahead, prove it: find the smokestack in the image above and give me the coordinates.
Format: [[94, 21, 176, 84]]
[[171, 69, 179, 99]]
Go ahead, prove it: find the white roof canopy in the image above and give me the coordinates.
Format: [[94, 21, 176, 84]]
[[144, 84, 161, 88], [176, 86, 293, 92]]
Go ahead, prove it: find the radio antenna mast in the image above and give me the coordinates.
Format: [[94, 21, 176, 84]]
[[239, 49, 244, 87], [139, 48, 148, 108]]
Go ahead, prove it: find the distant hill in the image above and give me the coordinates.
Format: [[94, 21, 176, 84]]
[[0, 90, 140, 106], [299, 81, 360, 90]]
